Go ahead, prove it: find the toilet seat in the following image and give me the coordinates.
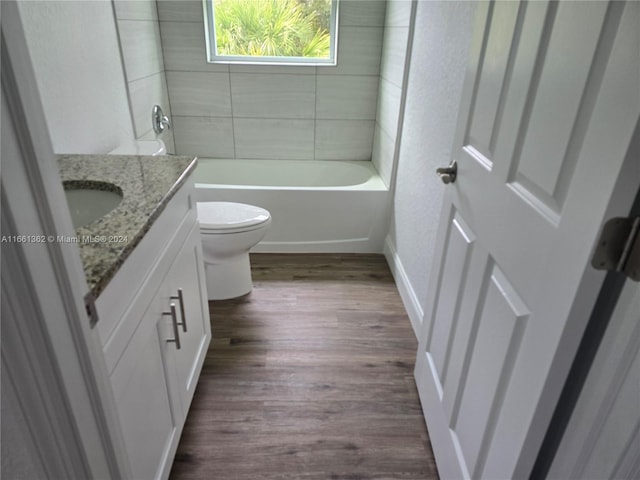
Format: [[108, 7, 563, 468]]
[[197, 202, 271, 234]]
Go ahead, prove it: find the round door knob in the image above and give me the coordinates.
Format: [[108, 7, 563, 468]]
[[436, 160, 457, 184]]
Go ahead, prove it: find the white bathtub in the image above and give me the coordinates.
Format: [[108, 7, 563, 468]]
[[193, 159, 390, 253]]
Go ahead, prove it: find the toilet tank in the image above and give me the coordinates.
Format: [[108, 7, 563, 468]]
[[108, 140, 166, 156]]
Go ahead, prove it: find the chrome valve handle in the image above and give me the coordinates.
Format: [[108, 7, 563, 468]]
[[152, 105, 171, 134]]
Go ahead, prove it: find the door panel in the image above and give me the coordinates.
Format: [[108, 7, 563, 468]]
[[428, 213, 477, 385], [491, 0, 549, 181], [415, 1, 639, 478], [514, 2, 608, 202], [466, 1, 520, 163], [454, 265, 529, 477], [440, 251, 492, 424]]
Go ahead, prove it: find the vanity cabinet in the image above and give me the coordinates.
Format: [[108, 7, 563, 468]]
[[96, 180, 211, 480]]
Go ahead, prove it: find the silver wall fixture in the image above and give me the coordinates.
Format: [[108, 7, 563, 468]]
[[152, 105, 171, 134]]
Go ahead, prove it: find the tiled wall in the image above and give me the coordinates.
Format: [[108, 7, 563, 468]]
[[372, 0, 415, 186], [157, 0, 386, 160], [113, 0, 176, 152]]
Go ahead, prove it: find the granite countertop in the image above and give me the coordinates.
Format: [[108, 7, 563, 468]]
[[58, 154, 197, 298]]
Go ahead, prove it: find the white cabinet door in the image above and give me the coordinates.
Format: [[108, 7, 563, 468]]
[[111, 290, 179, 480], [414, 1, 639, 479], [159, 221, 212, 416]]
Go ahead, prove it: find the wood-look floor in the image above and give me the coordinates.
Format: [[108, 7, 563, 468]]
[[170, 254, 439, 480]]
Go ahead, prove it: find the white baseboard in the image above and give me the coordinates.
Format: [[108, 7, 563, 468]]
[[383, 236, 423, 339]]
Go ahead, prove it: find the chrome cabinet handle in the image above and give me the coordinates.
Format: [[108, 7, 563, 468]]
[[170, 288, 187, 332], [436, 160, 457, 184], [164, 303, 181, 350]]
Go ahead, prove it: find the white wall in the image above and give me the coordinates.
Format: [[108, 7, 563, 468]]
[[385, 1, 475, 334], [17, 0, 134, 154]]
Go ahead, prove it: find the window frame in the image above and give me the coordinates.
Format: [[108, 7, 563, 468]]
[[202, 0, 339, 66]]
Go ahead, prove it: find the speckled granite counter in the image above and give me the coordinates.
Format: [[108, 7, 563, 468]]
[[57, 154, 197, 298]]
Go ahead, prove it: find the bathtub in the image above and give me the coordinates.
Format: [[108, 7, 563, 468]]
[[193, 159, 390, 253]]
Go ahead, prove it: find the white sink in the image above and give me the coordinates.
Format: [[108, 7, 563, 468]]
[[63, 181, 123, 228]]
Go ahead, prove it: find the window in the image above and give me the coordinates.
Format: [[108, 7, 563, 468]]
[[203, 0, 339, 65]]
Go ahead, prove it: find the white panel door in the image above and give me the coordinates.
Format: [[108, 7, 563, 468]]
[[414, 1, 640, 479]]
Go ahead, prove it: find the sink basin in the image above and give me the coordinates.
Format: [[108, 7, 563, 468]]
[[63, 181, 123, 228]]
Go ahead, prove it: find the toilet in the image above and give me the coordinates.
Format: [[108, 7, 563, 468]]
[[108, 139, 271, 300], [197, 202, 271, 300]]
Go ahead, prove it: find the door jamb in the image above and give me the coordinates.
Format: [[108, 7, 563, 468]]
[[1, 1, 131, 477]]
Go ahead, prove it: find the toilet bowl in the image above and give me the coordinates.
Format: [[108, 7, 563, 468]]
[[197, 202, 271, 300]]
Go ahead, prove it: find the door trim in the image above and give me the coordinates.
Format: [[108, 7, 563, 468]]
[[1, 2, 130, 477], [531, 121, 640, 479]]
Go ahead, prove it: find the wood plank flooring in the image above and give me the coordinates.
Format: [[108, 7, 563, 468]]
[[170, 254, 439, 480]]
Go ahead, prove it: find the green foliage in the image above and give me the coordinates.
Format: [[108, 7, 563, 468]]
[[213, 0, 331, 58], [298, 0, 331, 32]]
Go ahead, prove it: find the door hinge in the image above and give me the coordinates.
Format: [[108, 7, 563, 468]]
[[591, 216, 640, 282]]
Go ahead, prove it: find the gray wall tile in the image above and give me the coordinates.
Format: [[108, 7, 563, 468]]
[[340, 0, 387, 26], [234, 119, 315, 159], [166, 71, 232, 116], [173, 116, 235, 157], [118, 20, 164, 81], [115, 7, 176, 148], [315, 120, 375, 160], [160, 21, 229, 72], [129, 73, 171, 137], [380, 26, 409, 87], [372, 124, 394, 186], [160, 1, 397, 162], [386, 0, 414, 27], [229, 64, 316, 75], [157, 0, 203, 22], [316, 75, 379, 120], [377, 78, 402, 139], [319, 26, 383, 76], [230, 74, 316, 119], [114, 0, 158, 21]]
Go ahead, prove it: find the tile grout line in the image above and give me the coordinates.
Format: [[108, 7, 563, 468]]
[[228, 67, 237, 159]]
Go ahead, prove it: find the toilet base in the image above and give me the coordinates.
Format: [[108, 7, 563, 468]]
[[204, 253, 253, 300]]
